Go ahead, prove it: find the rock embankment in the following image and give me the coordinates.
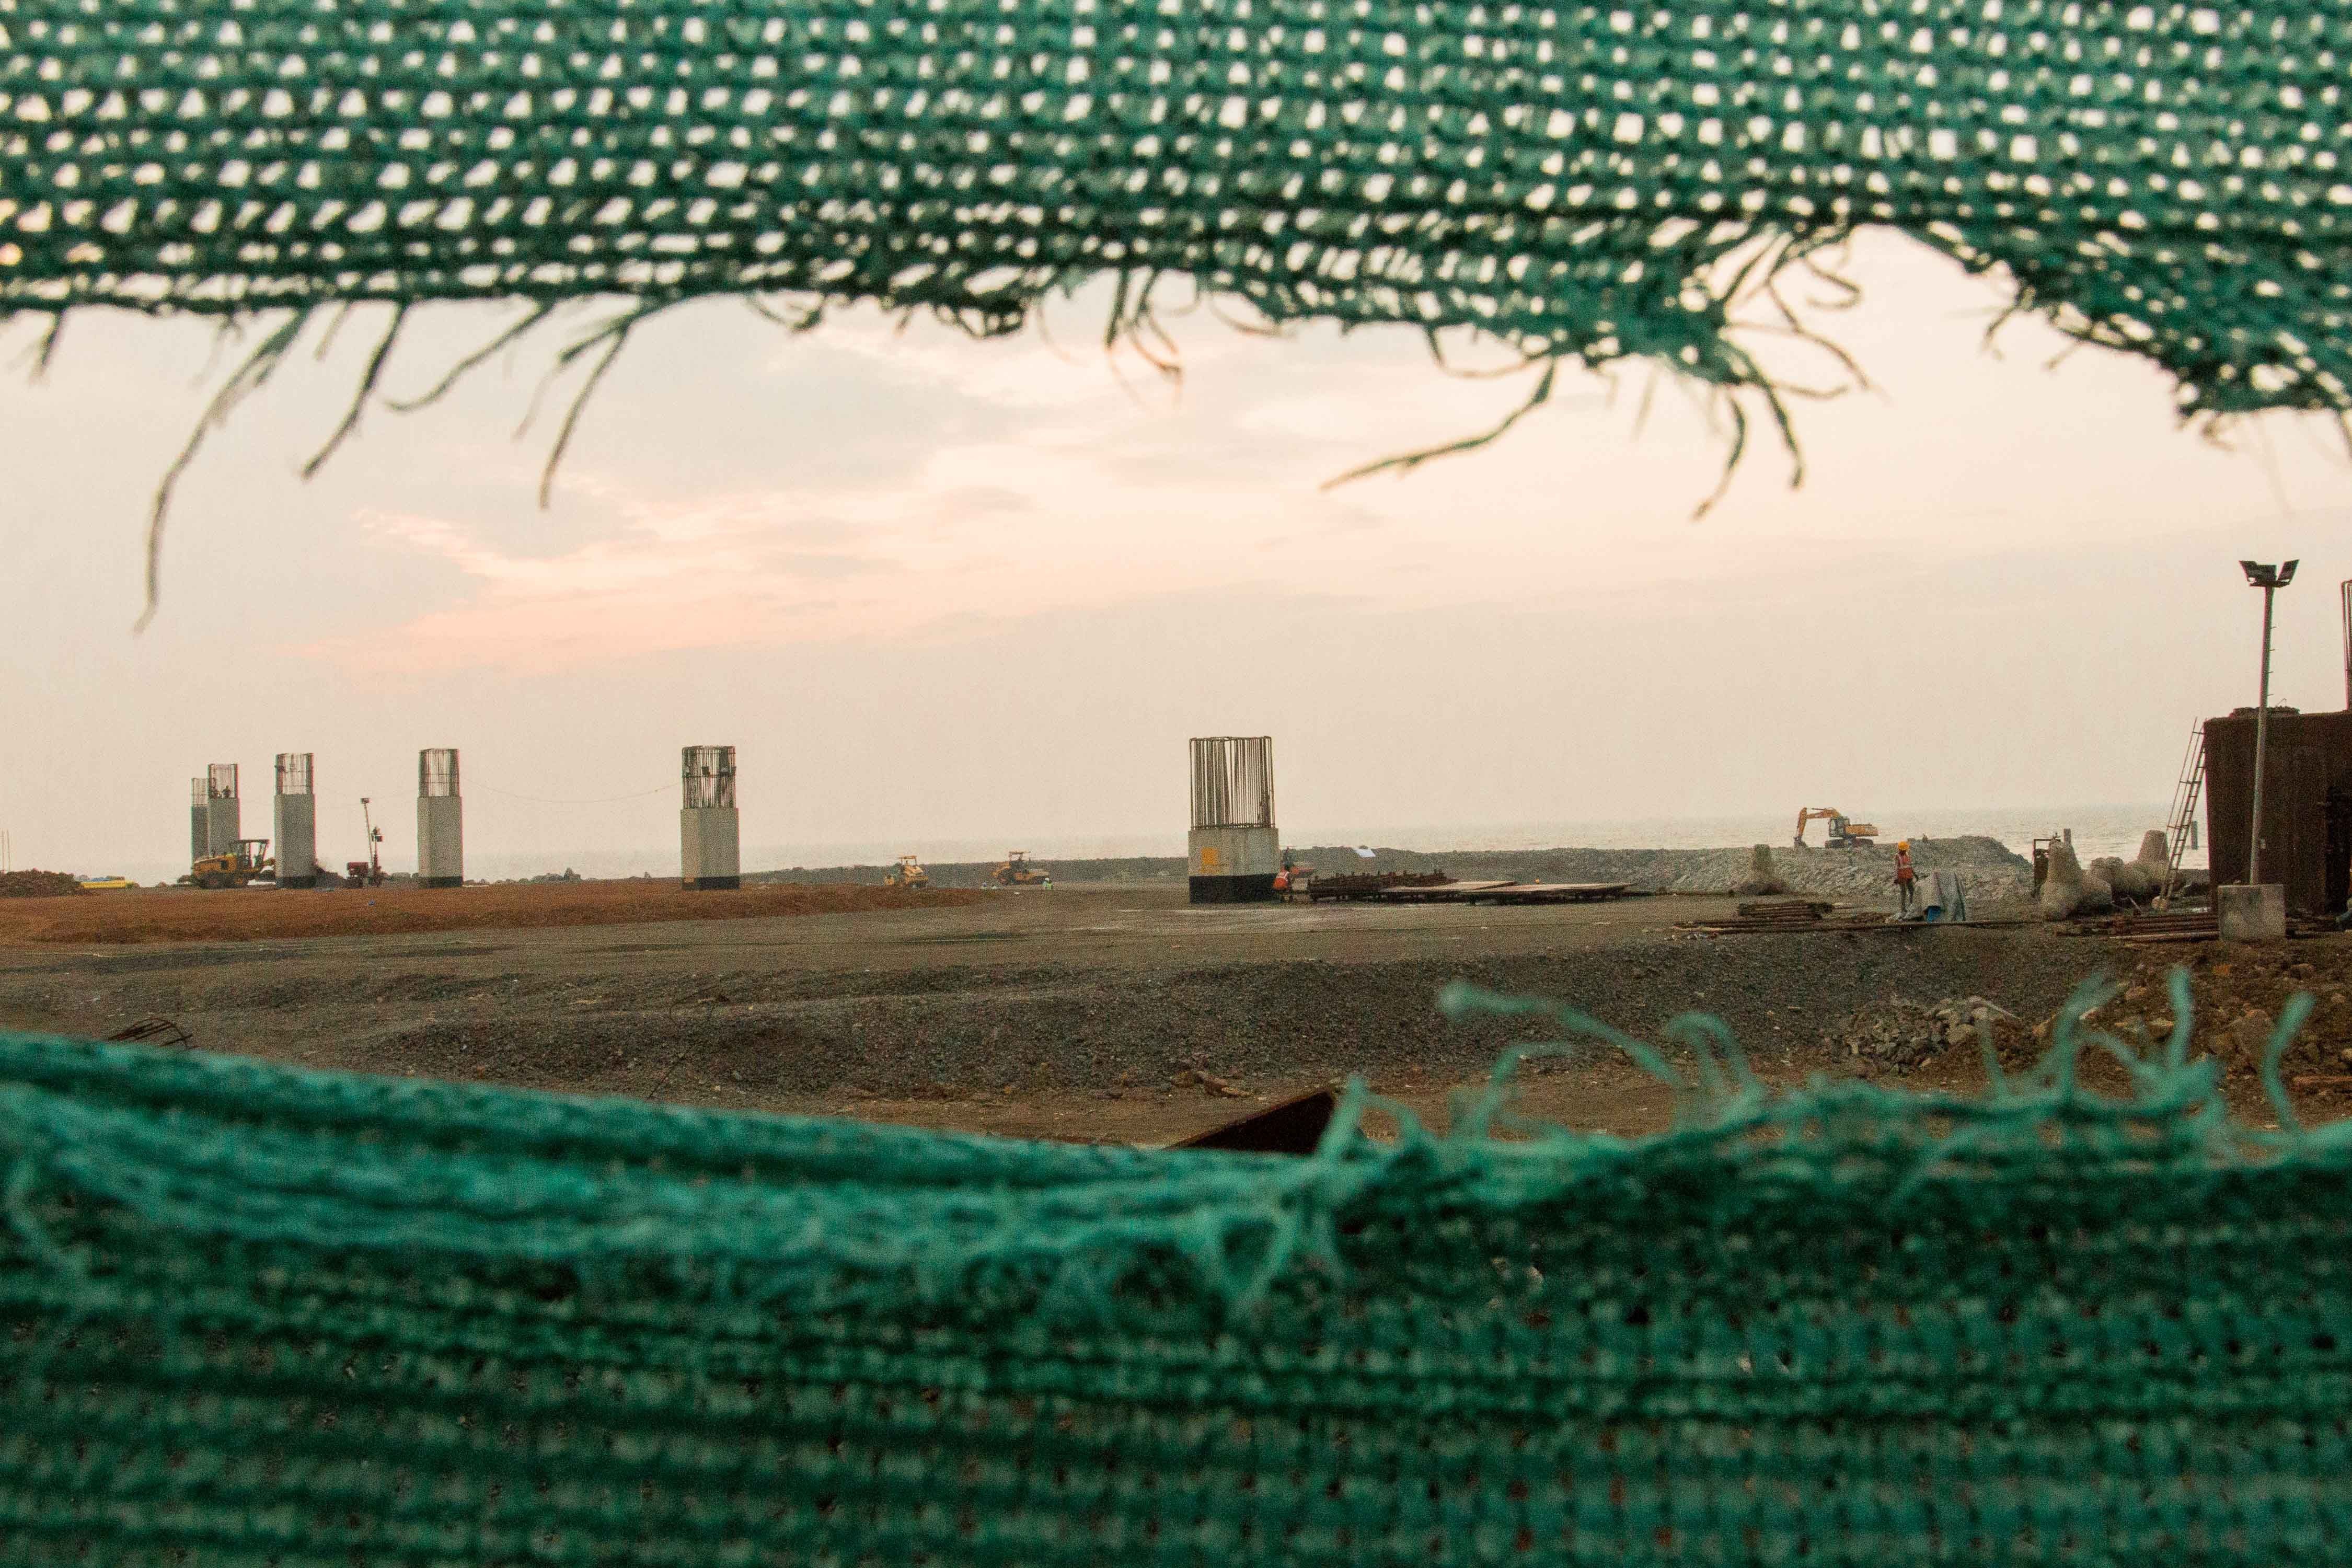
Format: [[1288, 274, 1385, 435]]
[[752, 838, 2035, 901], [1290, 836, 2033, 903]]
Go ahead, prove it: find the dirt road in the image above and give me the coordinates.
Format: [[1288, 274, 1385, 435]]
[[0, 883, 2134, 1140], [0, 878, 982, 944]]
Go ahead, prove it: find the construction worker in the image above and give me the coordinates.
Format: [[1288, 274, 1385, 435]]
[[1893, 839, 1918, 916]]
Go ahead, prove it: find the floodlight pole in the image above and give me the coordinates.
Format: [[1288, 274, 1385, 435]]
[[2252, 585, 2275, 885], [2340, 578, 2351, 712], [2242, 559, 2299, 886]]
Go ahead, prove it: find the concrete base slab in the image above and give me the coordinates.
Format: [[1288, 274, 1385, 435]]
[[2218, 883, 2288, 942], [277, 877, 318, 891], [1190, 874, 1278, 904], [418, 877, 464, 890], [685, 875, 743, 891], [1187, 825, 1281, 898]]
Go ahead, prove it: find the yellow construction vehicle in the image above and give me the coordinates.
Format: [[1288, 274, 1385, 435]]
[[183, 839, 274, 890], [991, 851, 1052, 888], [1793, 807, 1880, 850], [884, 854, 931, 890]]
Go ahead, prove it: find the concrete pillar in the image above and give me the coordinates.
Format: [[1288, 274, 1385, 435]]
[[417, 748, 463, 888], [273, 753, 318, 889], [680, 745, 741, 890], [189, 778, 208, 866], [204, 764, 240, 856], [1187, 736, 1281, 903]]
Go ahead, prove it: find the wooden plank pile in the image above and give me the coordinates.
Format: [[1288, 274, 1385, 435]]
[[2057, 909, 2331, 944], [1678, 900, 1906, 936], [1736, 900, 1836, 923], [1307, 871, 1452, 902], [1480, 883, 1635, 905], [1308, 873, 1636, 906]]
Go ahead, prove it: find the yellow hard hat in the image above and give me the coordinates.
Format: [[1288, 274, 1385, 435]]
[[1897, 839, 1911, 849]]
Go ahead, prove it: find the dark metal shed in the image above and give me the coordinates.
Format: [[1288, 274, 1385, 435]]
[[2203, 708, 2352, 915]]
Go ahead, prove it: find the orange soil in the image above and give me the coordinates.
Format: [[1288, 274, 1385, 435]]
[[0, 880, 987, 946]]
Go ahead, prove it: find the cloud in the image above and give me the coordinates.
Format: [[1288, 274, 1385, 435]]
[[290, 359, 1802, 677], [297, 497, 898, 674], [281, 233, 2344, 682]]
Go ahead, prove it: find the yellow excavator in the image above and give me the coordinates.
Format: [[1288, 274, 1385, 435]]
[[1793, 807, 1880, 850], [991, 851, 1052, 888], [183, 839, 275, 890], [884, 854, 931, 890]]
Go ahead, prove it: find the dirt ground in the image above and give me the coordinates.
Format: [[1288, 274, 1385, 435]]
[[9, 879, 2299, 1143], [0, 878, 984, 944]]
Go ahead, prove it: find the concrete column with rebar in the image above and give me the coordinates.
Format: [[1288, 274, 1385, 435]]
[[417, 749, 464, 889], [1187, 736, 1280, 903], [189, 779, 209, 866], [680, 746, 742, 890], [273, 753, 317, 889], [204, 764, 241, 857]]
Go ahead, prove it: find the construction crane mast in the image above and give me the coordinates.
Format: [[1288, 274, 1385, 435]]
[[347, 797, 387, 887]]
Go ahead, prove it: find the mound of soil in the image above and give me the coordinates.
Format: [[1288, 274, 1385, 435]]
[[0, 871, 86, 900], [0, 879, 985, 946], [2028, 940, 2352, 1096]]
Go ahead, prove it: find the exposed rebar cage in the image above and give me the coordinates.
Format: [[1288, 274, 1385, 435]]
[[206, 764, 238, 800], [682, 746, 737, 810], [1190, 737, 1275, 830], [419, 750, 460, 798], [275, 753, 314, 797]]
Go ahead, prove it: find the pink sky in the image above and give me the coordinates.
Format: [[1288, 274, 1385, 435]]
[[2, 232, 2346, 880]]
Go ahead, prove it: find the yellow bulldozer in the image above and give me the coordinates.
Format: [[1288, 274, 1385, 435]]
[[884, 854, 931, 890], [991, 851, 1052, 888], [183, 839, 274, 890]]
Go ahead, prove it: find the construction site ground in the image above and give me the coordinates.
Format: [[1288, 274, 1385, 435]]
[[0, 878, 984, 944], [3, 881, 2346, 1144]]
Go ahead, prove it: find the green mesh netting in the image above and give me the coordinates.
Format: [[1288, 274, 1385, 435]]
[[4, 0, 2349, 423], [6, 980, 2352, 1565]]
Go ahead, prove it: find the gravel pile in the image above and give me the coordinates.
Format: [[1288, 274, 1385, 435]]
[[1828, 995, 2022, 1070]]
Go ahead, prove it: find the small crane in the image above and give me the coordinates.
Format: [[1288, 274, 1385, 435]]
[[346, 797, 388, 887]]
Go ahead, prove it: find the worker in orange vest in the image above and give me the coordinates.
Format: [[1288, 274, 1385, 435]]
[[1893, 840, 1918, 916]]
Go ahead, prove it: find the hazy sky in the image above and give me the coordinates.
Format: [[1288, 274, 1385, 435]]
[[4, 233, 2347, 882]]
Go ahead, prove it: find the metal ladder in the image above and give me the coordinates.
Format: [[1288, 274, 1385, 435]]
[[2160, 721, 2206, 906]]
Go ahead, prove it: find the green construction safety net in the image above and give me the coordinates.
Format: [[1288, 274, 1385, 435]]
[[3, 0, 2350, 428], [5, 978, 2352, 1564]]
